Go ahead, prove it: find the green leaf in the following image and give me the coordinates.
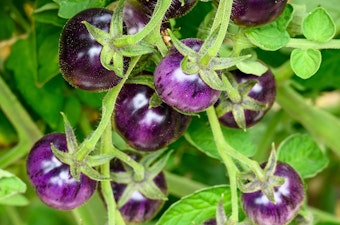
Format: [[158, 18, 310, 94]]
[[185, 115, 256, 160], [278, 134, 329, 178], [245, 23, 290, 51], [302, 7, 336, 42], [36, 25, 61, 85], [157, 185, 238, 225], [0, 169, 27, 205], [0, 8, 15, 40], [53, 0, 106, 19], [290, 48, 322, 79], [0, 194, 29, 206], [5, 36, 64, 129], [245, 5, 293, 51], [236, 60, 268, 76]]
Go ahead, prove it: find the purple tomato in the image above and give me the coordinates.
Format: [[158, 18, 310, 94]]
[[242, 161, 304, 225], [216, 66, 276, 129], [137, 0, 198, 18], [26, 133, 97, 210], [113, 79, 191, 151], [154, 38, 221, 113], [231, 0, 287, 27]]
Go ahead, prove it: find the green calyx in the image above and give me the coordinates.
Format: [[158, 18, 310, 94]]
[[83, 0, 154, 77], [168, 29, 250, 91], [110, 150, 172, 207], [238, 149, 285, 204], [215, 74, 268, 130]]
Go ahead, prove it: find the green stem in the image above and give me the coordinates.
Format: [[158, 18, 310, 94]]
[[72, 204, 100, 225], [5, 206, 26, 225], [0, 76, 42, 168], [76, 56, 140, 160], [206, 106, 240, 221], [276, 83, 340, 158], [111, 146, 145, 181], [206, 107, 265, 181], [200, 0, 233, 65], [100, 123, 126, 225], [113, 0, 171, 47], [286, 38, 340, 50]]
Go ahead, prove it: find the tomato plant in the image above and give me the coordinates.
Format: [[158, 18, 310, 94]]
[[1, 0, 340, 225]]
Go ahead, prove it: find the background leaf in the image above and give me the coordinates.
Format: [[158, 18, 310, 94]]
[[53, 0, 106, 19], [278, 133, 329, 178], [290, 48, 322, 79], [157, 185, 243, 225], [185, 115, 256, 160], [302, 7, 336, 42]]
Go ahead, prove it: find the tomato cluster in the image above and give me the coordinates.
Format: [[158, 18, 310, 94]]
[[27, 0, 305, 224]]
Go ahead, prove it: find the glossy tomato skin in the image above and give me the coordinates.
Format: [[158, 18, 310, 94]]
[[106, 154, 167, 223], [242, 161, 304, 225], [154, 38, 221, 113], [217, 68, 276, 128], [123, 0, 170, 34], [59, 8, 123, 91], [26, 133, 97, 210], [231, 0, 287, 27], [137, 0, 198, 18], [113, 81, 191, 151]]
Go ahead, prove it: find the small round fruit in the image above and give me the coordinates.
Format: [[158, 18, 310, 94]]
[[242, 161, 304, 225], [26, 133, 97, 210], [216, 67, 276, 128], [59, 8, 122, 91], [113, 80, 191, 151], [231, 0, 288, 27], [154, 38, 221, 113], [137, 0, 198, 18], [107, 154, 167, 223], [123, 0, 170, 34]]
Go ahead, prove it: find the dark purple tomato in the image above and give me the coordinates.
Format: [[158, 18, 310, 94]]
[[26, 133, 97, 210], [216, 67, 276, 129], [106, 153, 167, 223], [137, 0, 198, 18], [242, 161, 304, 225], [123, 0, 170, 33], [203, 218, 217, 225], [59, 8, 123, 91], [231, 0, 288, 27], [154, 38, 221, 113], [113, 80, 191, 151]]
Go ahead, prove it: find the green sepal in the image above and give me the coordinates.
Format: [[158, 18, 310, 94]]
[[110, 0, 124, 37], [127, 75, 155, 89], [231, 104, 247, 130], [210, 55, 251, 71], [216, 198, 228, 225], [50, 144, 72, 165], [117, 183, 137, 208], [147, 150, 173, 179], [149, 92, 163, 108], [82, 20, 110, 46], [180, 56, 200, 74], [199, 69, 227, 91], [61, 112, 78, 155], [167, 29, 197, 57], [138, 180, 168, 201], [86, 154, 116, 167], [110, 172, 133, 184], [81, 163, 111, 181], [119, 41, 155, 57]]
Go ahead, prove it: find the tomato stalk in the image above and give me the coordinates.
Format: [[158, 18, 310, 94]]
[[276, 82, 340, 158], [0, 76, 42, 168], [113, 0, 172, 47], [286, 38, 340, 49]]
